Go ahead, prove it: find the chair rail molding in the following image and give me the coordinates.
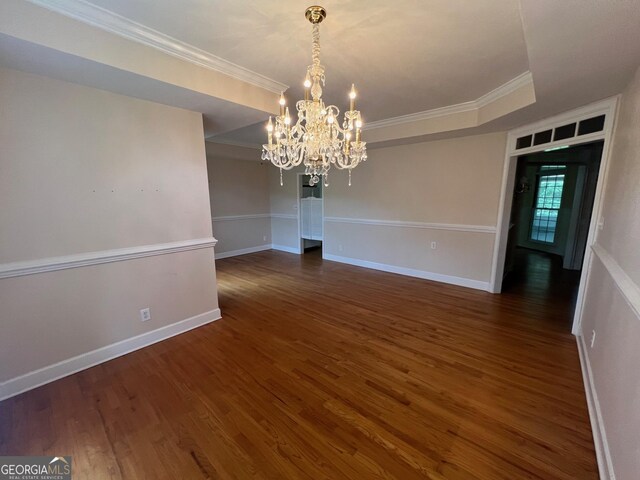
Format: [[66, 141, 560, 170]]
[[591, 243, 640, 320], [212, 214, 271, 222], [324, 217, 496, 234], [0, 237, 217, 279]]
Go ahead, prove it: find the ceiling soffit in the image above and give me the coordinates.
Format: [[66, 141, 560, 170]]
[[364, 71, 535, 143], [16, 0, 538, 143], [24, 0, 288, 94]]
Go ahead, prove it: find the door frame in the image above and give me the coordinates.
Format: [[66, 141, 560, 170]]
[[296, 172, 325, 253], [489, 96, 619, 335]]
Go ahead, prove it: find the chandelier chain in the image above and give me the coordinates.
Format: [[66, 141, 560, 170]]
[[311, 24, 321, 67]]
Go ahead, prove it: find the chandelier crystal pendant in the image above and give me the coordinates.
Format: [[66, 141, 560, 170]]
[[261, 5, 367, 187]]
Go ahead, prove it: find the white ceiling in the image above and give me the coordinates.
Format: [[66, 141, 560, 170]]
[[85, 0, 530, 122], [2, 0, 640, 147]]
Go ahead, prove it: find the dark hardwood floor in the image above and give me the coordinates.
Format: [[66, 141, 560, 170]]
[[502, 247, 582, 331], [0, 250, 597, 479]]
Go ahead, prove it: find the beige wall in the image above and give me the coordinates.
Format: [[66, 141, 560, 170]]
[[207, 144, 272, 255], [203, 152, 301, 254], [579, 66, 640, 480], [266, 133, 505, 287], [0, 68, 218, 385], [268, 133, 506, 286], [325, 133, 506, 226], [0, 69, 212, 261]]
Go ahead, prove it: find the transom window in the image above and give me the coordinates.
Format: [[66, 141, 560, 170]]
[[515, 114, 605, 150]]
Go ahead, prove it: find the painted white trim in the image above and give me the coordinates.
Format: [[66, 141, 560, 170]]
[[571, 97, 620, 335], [271, 244, 302, 254], [0, 308, 222, 401], [489, 138, 518, 293], [364, 102, 476, 130], [323, 253, 490, 291], [592, 244, 640, 319], [489, 96, 619, 324], [324, 217, 496, 234], [26, 0, 288, 94], [215, 243, 304, 257], [212, 214, 271, 222], [297, 172, 325, 252], [212, 214, 303, 221], [215, 244, 272, 259], [364, 71, 533, 130], [576, 335, 616, 480], [508, 97, 617, 139], [0, 237, 217, 280], [476, 71, 534, 108], [512, 131, 608, 157]]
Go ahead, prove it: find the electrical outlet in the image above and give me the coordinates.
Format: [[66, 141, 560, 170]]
[[431, 241, 437, 250], [263, 235, 267, 242], [338, 244, 343, 252], [140, 308, 151, 322], [590, 330, 596, 348]]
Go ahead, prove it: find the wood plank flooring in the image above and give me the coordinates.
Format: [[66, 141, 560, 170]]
[[0, 250, 598, 479]]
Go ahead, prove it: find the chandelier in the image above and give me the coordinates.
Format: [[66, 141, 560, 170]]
[[261, 5, 367, 187]]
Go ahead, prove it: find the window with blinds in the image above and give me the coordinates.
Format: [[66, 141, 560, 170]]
[[530, 168, 566, 243]]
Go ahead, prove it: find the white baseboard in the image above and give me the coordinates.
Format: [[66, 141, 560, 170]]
[[0, 308, 222, 401], [576, 335, 616, 480], [214, 243, 301, 258], [271, 244, 302, 254], [323, 253, 490, 291], [215, 244, 271, 259]]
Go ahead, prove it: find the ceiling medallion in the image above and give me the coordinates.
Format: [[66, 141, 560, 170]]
[[262, 5, 367, 187]]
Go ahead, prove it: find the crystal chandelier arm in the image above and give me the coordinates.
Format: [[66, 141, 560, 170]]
[[262, 5, 366, 185]]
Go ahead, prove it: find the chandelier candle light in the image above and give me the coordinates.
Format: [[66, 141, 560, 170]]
[[262, 5, 367, 187]]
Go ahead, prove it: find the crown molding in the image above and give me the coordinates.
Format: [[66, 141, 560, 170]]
[[364, 71, 534, 130], [25, 0, 289, 94], [363, 102, 477, 130], [476, 71, 533, 108]]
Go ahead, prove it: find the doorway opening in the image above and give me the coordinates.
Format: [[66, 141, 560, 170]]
[[298, 174, 324, 254], [501, 141, 604, 329]]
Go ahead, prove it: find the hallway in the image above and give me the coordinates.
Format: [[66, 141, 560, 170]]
[[502, 248, 582, 331]]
